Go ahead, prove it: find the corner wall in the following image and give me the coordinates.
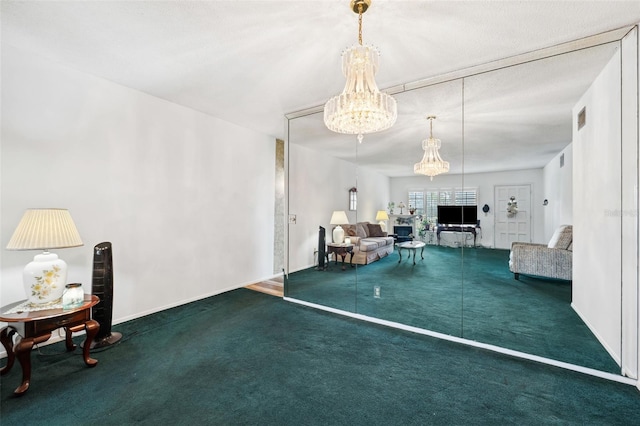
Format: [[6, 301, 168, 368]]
[[1, 45, 276, 324], [572, 48, 622, 366]]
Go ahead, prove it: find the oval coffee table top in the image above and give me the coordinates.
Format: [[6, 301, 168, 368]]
[[397, 241, 426, 249]]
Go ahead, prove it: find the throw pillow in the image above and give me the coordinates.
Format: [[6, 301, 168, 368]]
[[548, 225, 572, 249], [367, 223, 385, 237], [342, 224, 357, 237], [554, 226, 572, 250], [356, 222, 369, 238]]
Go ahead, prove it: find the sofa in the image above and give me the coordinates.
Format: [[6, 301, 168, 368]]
[[509, 225, 572, 281], [338, 222, 395, 265]]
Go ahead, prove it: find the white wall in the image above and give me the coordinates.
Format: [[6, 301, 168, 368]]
[[355, 165, 391, 224], [390, 169, 545, 248], [572, 48, 622, 366], [1, 46, 276, 325], [621, 26, 639, 380], [543, 144, 573, 241], [287, 143, 390, 272]]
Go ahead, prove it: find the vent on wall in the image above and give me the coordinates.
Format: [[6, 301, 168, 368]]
[[577, 106, 586, 130]]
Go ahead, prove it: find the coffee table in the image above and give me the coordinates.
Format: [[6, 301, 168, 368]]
[[397, 241, 426, 265]]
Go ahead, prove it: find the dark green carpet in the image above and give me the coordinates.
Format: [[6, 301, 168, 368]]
[[1, 289, 638, 425], [288, 246, 620, 374]]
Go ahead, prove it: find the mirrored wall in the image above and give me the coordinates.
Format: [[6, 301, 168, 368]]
[[286, 36, 629, 376]]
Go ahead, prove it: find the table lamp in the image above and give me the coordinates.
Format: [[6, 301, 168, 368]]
[[329, 211, 349, 243], [6, 209, 83, 306], [375, 210, 389, 232]]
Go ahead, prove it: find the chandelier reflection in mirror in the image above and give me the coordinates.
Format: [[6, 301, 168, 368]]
[[324, 0, 397, 143], [414, 115, 450, 181]]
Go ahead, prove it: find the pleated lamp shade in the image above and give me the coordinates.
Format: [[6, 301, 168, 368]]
[[7, 208, 83, 250]]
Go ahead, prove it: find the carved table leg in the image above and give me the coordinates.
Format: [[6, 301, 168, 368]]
[[412, 250, 417, 265], [65, 327, 77, 352], [82, 320, 100, 367], [14, 333, 50, 395], [0, 327, 17, 375]]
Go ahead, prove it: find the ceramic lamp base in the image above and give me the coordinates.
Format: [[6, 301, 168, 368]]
[[333, 225, 345, 243], [23, 252, 68, 305], [378, 220, 387, 232]]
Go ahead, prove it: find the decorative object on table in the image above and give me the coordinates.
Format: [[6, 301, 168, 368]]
[[482, 204, 490, 214], [395, 216, 413, 225], [323, 0, 397, 144], [397, 202, 406, 214], [409, 205, 416, 215], [6, 208, 83, 306], [87, 242, 122, 349], [349, 187, 357, 211], [507, 196, 518, 216], [375, 210, 389, 232], [414, 115, 450, 181], [62, 283, 84, 309], [330, 210, 349, 243], [387, 201, 395, 215]]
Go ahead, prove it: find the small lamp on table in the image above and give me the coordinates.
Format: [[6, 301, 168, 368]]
[[6, 208, 83, 306], [330, 211, 349, 243]]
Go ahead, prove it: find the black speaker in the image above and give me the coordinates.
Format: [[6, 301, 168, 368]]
[[88, 242, 122, 349]]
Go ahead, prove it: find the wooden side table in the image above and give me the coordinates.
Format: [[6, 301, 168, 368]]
[[326, 243, 354, 270], [0, 294, 100, 395]]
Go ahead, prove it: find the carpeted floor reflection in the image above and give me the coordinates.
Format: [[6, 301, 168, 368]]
[[288, 246, 620, 373]]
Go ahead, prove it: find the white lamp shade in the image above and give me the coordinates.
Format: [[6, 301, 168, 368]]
[[7, 209, 83, 250], [329, 211, 349, 225]]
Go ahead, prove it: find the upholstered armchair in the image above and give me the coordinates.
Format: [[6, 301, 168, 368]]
[[509, 225, 572, 281]]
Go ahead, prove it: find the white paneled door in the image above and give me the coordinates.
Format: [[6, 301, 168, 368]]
[[494, 185, 531, 249]]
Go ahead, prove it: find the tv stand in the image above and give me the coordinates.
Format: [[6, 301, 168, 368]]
[[436, 225, 480, 247]]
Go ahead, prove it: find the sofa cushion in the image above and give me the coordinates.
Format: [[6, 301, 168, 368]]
[[367, 223, 385, 237], [359, 239, 379, 252], [548, 225, 572, 249]]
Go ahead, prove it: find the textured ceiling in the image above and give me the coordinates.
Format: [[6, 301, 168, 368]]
[[2, 1, 640, 176]]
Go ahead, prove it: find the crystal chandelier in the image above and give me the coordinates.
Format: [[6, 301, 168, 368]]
[[324, 0, 397, 143], [414, 116, 450, 181]]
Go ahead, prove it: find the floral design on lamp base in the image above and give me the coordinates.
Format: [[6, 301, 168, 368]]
[[24, 252, 68, 305]]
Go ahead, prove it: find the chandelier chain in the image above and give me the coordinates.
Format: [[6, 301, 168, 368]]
[[358, 3, 363, 45]]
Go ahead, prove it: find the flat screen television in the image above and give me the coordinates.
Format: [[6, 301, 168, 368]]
[[437, 205, 478, 226]]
